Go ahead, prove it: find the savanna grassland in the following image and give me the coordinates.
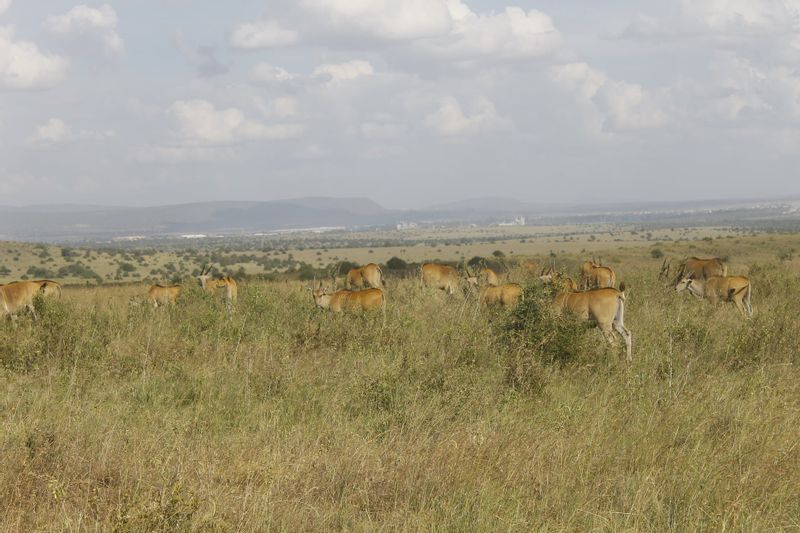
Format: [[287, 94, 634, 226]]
[[2, 229, 800, 530], [0, 224, 753, 284]]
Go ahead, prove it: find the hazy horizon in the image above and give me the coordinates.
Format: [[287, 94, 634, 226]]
[[1, 193, 799, 212], [2, 1, 800, 209]]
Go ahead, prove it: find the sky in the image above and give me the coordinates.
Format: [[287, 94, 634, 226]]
[[1, 0, 800, 209]]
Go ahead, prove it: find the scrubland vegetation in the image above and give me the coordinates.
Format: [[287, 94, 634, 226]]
[[2, 241, 800, 530]]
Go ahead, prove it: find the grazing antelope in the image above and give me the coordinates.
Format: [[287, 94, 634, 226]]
[[480, 283, 523, 308], [197, 265, 238, 306], [346, 263, 385, 290], [311, 281, 386, 315], [522, 259, 541, 275], [580, 259, 599, 288], [552, 282, 632, 361], [148, 284, 182, 307], [28, 280, 62, 299], [466, 263, 501, 287], [539, 267, 578, 292], [580, 258, 616, 290], [675, 275, 752, 316], [587, 265, 616, 289], [421, 263, 461, 295], [671, 257, 727, 286], [0, 280, 56, 320]]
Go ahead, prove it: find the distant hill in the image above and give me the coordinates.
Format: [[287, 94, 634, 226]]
[[424, 197, 540, 214], [0, 197, 407, 241], [1, 195, 799, 242]]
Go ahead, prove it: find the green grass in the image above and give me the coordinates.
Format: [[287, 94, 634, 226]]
[[1, 259, 799, 530]]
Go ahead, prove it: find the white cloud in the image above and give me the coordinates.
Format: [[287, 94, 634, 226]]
[[424, 96, 508, 136], [421, 4, 562, 61], [167, 99, 303, 145], [0, 27, 69, 90], [236, 1, 562, 65], [313, 60, 373, 82], [31, 118, 68, 143], [552, 63, 668, 132], [301, 0, 453, 41], [682, 0, 800, 33], [252, 62, 294, 84], [45, 4, 124, 55], [0, 0, 11, 16], [230, 19, 299, 49], [132, 144, 238, 163], [256, 96, 299, 119], [30, 118, 115, 144], [710, 56, 800, 119], [622, 0, 800, 44]]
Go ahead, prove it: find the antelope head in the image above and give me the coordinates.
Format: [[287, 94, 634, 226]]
[[196, 264, 213, 289]]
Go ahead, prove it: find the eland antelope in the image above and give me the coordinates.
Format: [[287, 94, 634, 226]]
[[421, 263, 461, 295], [346, 263, 385, 290], [28, 279, 62, 299], [311, 281, 386, 315], [580, 259, 616, 290], [580, 259, 599, 287], [552, 282, 632, 361], [197, 265, 238, 306], [675, 275, 752, 316], [521, 260, 541, 276], [539, 267, 578, 292], [467, 264, 501, 287], [672, 257, 727, 286], [0, 280, 57, 320], [480, 283, 523, 308], [148, 284, 182, 307]]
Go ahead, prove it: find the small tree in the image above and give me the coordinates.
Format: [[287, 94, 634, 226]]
[[386, 257, 408, 270]]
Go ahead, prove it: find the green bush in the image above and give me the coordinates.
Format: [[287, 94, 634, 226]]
[[386, 256, 408, 270], [502, 283, 593, 393]]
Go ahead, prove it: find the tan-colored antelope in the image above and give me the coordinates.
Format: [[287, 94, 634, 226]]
[[675, 275, 752, 316], [480, 283, 523, 308], [672, 257, 727, 285], [539, 267, 578, 292], [587, 265, 616, 289], [311, 282, 386, 314], [580, 258, 616, 290], [552, 282, 632, 361], [197, 265, 238, 306], [29, 279, 62, 299], [467, 266, 500, 287], [580, 259, 599, 288], [421, 263, 461, 295], [148, 284, 182, 307], [0, 280, 58, 320], [346, 263, 385, 290]]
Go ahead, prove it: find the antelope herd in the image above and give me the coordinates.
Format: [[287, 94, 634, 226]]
[[1, 251, 755, 362]]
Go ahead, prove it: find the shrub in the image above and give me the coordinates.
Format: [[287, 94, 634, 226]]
[[501, 283, 592, 393], [386, 256, 408, 270]]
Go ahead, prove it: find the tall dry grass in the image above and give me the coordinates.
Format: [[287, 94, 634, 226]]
[[1, 261, 799, 530]]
